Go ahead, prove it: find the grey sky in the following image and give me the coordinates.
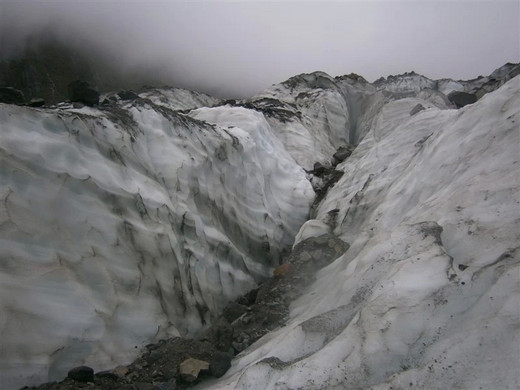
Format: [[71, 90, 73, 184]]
[[1, 0, 519, 98]]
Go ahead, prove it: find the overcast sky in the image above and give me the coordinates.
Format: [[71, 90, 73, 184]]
[[1, 0, 519, 98]]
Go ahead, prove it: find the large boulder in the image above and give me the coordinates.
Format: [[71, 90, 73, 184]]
[[210, 352, 232, 378], [179, 358, 209, 382], [68, 80, 99, 106], [28, 98, 45, 107], [332, 145, 355, 165], [0, 87, 25, 105]]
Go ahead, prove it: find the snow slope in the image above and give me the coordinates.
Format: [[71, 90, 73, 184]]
[[200, 76, 520, 390]]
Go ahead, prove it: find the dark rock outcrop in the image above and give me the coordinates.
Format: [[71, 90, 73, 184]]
[[312, 161, 329, 175], [410, 103, 426, 116], [332, 145, 355, 165], [67, 366, 94, 382], [68, 80, 99, 106], [117, 90, 140, 100], [239, 98, 301, 123], [222, 302, 248, 323], [209, 352, 232, 378], [308, 163, 345, 216], [28, 98, 45, 107], [0, 87, 25, 105], [448, 91, 477, 108]]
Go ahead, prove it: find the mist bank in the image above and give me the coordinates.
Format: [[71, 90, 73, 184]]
[[1, 0, 519, 102]]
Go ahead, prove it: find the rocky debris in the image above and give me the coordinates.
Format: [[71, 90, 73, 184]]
[[23, 338, 216, 389], [28, 98, 45, 107], [222, 302, 248, 323], [312, 161, 329, 175], [448, 91, 477, 108], [118, 90, 140, 101], [68, 80, 100, 106], [209, 352, 232, 378], [0, 87, 25, 105], [94, 371, 119, 381], [239, 98, 301, 123], [202, 233, 350, 356], [258, 356, 289, 370], [410, 103, 426, 116], [179, 358, 209, 382], [126, 338, 215, 386], [284, 233, 346, 277], [308, 163, 344, 217], [236, 288, 258, 306], [199, 317, 234, 352], [112, 365, 130, 377], [273, 263, 291, 276], [152, 383, 176, 390], [332, 145, 355, 166], [67, 366, 94, 382]]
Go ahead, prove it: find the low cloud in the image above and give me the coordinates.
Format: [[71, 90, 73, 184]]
[[1, 1, 518, 98]]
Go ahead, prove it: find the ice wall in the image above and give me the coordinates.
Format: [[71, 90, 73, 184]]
[[0, 95, 314, 388]]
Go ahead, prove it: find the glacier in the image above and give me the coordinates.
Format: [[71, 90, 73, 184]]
[[0, 66, 519, 389], [201, 73, 520, 390]]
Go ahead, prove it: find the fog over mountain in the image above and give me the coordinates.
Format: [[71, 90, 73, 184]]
[[1, 1, 518, 98]]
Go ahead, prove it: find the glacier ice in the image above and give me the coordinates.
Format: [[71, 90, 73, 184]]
[[199, 75, 520, 390], [0, 65, 519, 389], [0, 97, 313, 387]]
